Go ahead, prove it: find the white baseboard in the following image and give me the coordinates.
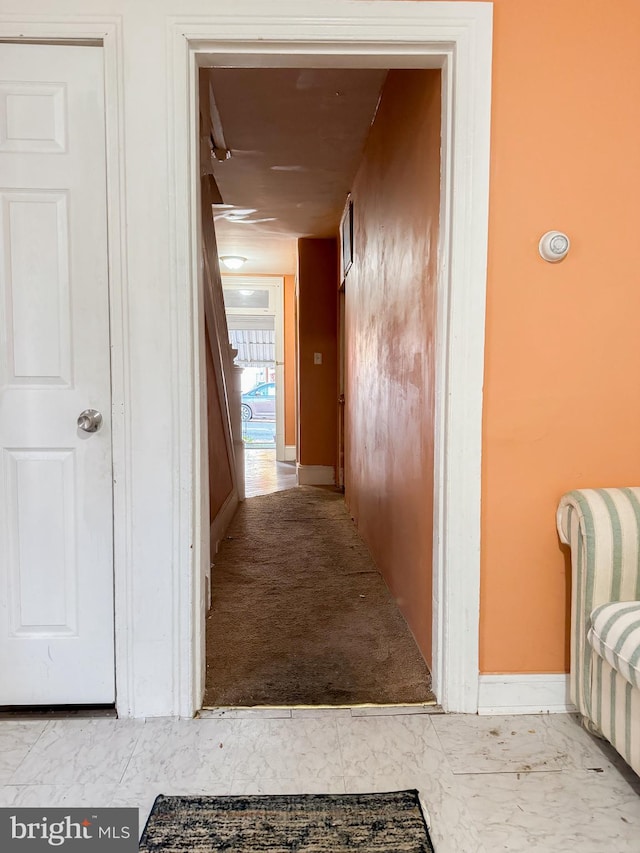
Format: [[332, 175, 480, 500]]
[[210, 490, 239, 556], [477, 674, 576, 715], [284, 445, 296, 462], [296, 464, 335, 486]]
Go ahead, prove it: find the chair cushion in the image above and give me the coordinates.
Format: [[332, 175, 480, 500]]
[[588, 601, 640, 690]]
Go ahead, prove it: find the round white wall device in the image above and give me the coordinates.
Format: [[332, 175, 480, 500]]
[[539, 231, 570, 263]]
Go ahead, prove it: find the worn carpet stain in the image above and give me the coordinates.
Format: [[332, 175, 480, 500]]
[[204, 486, 434, 707]]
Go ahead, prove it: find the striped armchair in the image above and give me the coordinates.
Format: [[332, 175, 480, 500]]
[[557, 488, 640, 776]]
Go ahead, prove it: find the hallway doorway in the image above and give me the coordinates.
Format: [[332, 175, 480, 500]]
[[201, 62, 443, 709], [176, 3, 492, 715], [222, 275, 287, 460]]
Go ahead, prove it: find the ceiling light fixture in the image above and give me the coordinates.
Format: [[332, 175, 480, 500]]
[[219, 256, 247, 271]]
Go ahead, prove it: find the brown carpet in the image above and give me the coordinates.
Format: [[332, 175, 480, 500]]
[[204, 486, 434, 707]]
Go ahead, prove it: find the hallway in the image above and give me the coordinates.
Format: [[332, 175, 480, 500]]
[[204, 486, 434, 708]]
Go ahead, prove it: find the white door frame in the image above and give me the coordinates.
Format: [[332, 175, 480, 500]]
[[0, 17, 134, 714], [170, 1, 493, 714], [222, 275, 286, 461]]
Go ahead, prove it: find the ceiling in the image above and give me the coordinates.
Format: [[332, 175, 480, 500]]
[[203, 67, 388, 275]]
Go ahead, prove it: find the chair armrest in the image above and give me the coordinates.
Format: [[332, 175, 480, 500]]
[[556, 488, 640, 716]]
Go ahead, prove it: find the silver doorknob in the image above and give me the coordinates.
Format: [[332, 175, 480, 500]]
[[77, 409, 103, 433]]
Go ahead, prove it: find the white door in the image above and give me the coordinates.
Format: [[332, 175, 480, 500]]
[[0, 44, 114, 704]]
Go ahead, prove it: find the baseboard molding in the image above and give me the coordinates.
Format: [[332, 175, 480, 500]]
[[210, 490, 239, 556], [284, 445, 296, 462], [477, 674, 576, 715], [296, 464, 335, 486]]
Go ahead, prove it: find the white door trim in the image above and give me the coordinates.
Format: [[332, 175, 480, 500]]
[[170, 0, 493, 715], [0, 17, 133, 715], [274, 279, 285, 464]]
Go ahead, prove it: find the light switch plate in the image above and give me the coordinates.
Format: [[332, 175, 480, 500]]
[[314, 352, 322, 365]]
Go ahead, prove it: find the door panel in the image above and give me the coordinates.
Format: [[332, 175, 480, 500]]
[[0, 44, 114, 705], [5, 450, 77, 635], [2, 191, 71, 384]]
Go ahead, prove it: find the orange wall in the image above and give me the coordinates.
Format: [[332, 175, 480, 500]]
[[297, 238, 338, 469], [284, 274, 296, 448], [394, 0, 640, 673], [345, 70, 441, 665], [461, 0, 640, 673]]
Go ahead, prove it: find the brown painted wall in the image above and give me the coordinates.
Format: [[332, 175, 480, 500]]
[[345, 69, 441, 665], [205, 322, 234, 521], [297, 238, 338, 469], [284, 274, 297, 448], [200, 174, 236, 528]]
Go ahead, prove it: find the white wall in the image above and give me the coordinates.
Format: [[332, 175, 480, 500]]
[[1, 0, 208, 717]]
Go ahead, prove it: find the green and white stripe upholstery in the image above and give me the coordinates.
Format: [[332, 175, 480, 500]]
[[588, 602, 640, 690], [557, 488, 640, 776]]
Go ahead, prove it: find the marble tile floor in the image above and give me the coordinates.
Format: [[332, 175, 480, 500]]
[[0, 710, 638, 852]]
